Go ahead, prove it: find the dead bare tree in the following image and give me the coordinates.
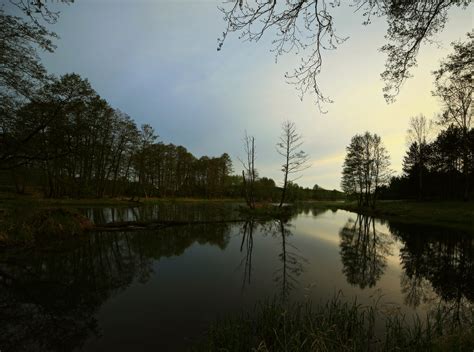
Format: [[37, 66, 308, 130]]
[[240, 131, 257, 208], [276, 121, 309, 207]]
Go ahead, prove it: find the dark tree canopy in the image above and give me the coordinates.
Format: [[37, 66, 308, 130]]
[[219, 0, 471, 109], [0, 9, 55, 101], [339, 215, 392, 289], [433, 32, 473, 199], [341, 131, 391, 207], [382, 125, 474, 200]]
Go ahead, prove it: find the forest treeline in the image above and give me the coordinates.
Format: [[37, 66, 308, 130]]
[[382, 32, 473, 201], [1, 7, 471, 203], [381, 125, 474, 200], [0, 68, 340, 200], [0, 68, 341, 200], [341, 124, 474, 203], [0, 8, 345, 201], [343, 32, 473, 203], [2, 71, 233, 198]]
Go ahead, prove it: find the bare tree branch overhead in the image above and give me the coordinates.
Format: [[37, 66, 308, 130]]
[[218, 0, 471, 110], [8, 0, 74, 26]]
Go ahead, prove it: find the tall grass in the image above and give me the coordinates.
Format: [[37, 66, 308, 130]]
[[195, 294, 474, 351], [0, 207, 92, 245]]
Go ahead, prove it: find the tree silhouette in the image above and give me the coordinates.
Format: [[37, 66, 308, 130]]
[[390, 222, 474, 309], [9, 0, 73, 26], [238, 220, 255, 290], [240, 131, 258, 208], [406, 114, 432, 199], [433, 32, 473, 200], [276, 121, 309, 207], [384, 123, 473, 200], [218, 0, 472, 108], [341, 132, 391, 207], [272, 220, 306, 302], [339, 215, 392, 289]]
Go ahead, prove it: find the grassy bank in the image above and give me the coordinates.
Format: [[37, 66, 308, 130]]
[[1, 194, 473, 240], [195, 296, 474, 352], [0, 194, 244, 246], [0, 193, 243, 209], [0, 207, 92, 246], [306, 200, 474, 232]]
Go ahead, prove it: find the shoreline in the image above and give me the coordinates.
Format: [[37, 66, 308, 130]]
[[1, 195, 473, 232], [305, 200, 474, 232]]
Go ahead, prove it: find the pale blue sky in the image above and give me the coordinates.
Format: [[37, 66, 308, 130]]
[[5, 0, 473, 189]]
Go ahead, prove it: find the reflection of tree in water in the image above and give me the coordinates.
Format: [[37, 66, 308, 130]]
[[390, 222, 473, 321], [272, 220, 307, 302], [238, 220, 255, 289], [236, 219, 307, 299], [0, 222, 232, 352], [400, 271, 433, 309], [83, 202, 239, 225], [339, 215, 392, 289], [293, 203, 330, 218]]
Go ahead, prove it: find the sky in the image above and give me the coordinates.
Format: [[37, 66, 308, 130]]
[[6, 0, 473, 189]]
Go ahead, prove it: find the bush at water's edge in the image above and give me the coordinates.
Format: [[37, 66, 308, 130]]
[[0, 208, 93, 246]]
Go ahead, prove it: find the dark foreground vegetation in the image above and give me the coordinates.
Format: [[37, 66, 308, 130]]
[[196, 295, 474, 352]]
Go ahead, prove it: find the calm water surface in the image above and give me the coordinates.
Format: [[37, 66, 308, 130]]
[[1, 203, 472, 351]]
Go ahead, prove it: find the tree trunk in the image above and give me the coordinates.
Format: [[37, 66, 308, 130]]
[[242, 170, 252, 208], [418, 150, 423, 200], [279, 173, 288, 208], [462, 128, 469, 201], [279, 134, 290, 208]]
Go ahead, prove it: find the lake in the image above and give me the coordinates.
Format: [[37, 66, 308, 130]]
[[1, 202, 472, 351]]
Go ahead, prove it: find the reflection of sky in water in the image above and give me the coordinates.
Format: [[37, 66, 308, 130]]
[[2, 204, 472, 351]]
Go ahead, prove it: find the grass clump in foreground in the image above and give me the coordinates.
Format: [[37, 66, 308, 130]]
[[196, 295, 474, 352]]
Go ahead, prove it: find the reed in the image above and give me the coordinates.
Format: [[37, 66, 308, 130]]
[[195, 294, 474, 351]]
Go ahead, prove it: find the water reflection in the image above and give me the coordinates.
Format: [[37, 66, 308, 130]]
[[272, 220, 307, 301], [339, 215, 393, 289], [0, 204, 472, 351], [0, 223, 232, 352], [389, 222, 474, 322], [82, 202, 240, 225], [238, 220, 255, 289], [0, 234, 144, 351], [237, 219, 308, 301]]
